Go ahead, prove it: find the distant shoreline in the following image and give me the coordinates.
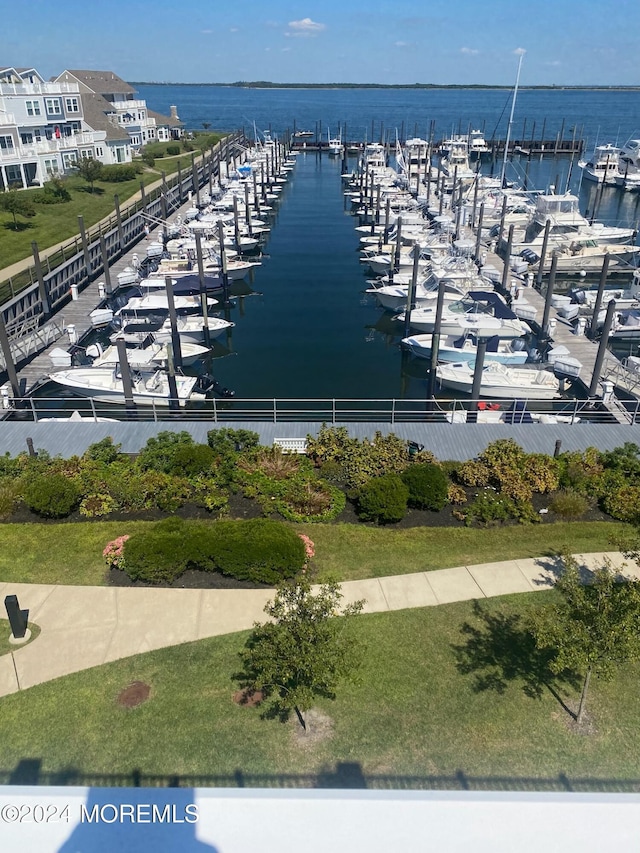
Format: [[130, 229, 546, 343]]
[[130, 81, 640, 91], [127, 80, 640, 92]]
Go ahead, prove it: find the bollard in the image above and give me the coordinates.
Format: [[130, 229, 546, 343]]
[[70, 283, 79, 301], [547, 317, 557, 337], [67, 324, 77, 344], [5, 594, 28, 640], [98, 282, 106, 299], [575, 317, 587, 336], [553, 440, 562, 458]]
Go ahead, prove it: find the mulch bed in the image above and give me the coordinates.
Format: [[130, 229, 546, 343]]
[[232, 688, 264, 707], [108, 567, 270, 590], [117, 681, 151, 709]]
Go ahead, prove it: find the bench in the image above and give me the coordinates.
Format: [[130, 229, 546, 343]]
[[273, 438, 308, 454]]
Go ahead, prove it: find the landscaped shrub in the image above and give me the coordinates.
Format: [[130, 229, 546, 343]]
[[105, 468, 192, 512], [356, 474, 409, 524], [168, 443, 216, 477], [22, 474, 81, 518], [548, 490, 590, 520], [83, 436, 123, 465], [276, 478, 346, 523], [79, 493, 118, 518], [600, 443, 640, 479], [557, 448, 604, 491], [0, 479, 20, 519], [100, 163, 142, 182], [447, 483, 467, 505], [205, 519, 305, 584], [462, 490, 538, 527], [122, 518, 305, 585], [206, 427, 260, 457], [103, 535, 130, 570], [33, 177, 71, 204], [401, 463, 449, 511], [136, 431, 195, 473], [123, 529, 191, 583], [166, 144, 180, 156], [458, 440, 559, 502], [601, 485, 640, 524]]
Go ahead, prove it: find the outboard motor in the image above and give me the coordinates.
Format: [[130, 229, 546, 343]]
[[194, 374, 236, 397]]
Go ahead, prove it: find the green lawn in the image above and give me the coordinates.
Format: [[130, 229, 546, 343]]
[[0, 520, 629, 587], [0, 620, 40, 657], [1, 594, 640, 787], [0, 131, 225, 272], [300, 521, 630, 581]]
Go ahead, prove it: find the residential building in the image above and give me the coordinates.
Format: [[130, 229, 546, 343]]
[[54, 70, 183, 152], [0, 66, 108, 189]]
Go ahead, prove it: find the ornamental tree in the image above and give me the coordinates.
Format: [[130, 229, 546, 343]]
[[238, 578, 365, 731], [531, 555, 640, 725], [72, 157, 103, 193], [0, 188, 35, 230]]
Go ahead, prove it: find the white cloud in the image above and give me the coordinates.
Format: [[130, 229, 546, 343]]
[[460, 47, 479, 55], [201, 29, 213, 34], [285, 17, 326, 37], [545, 60, 561, 66], [230, 27, 239, 33], [282, 47, 291, 52], [395, 41, 408, 47]]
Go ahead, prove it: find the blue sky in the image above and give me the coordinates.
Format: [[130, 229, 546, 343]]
[[3, 0, 639, 85]]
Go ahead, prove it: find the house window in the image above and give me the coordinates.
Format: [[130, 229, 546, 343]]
[[44, 158, 59, 175], [0, 135, 14, 150], [25, 100, 41, 116], [33, 128, 42, 141], [5, 165, 22, 184], [20, 132, 33, 145], [45, 98, 62, 115], [95, 146, 103, 157], [62, 151, 77, 169], [80, 149, 91, 159], [65, 97, 80, 113], [115, 146, 125, 163]]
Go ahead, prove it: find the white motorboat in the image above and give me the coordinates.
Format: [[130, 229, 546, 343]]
[[578, 143, 621, 184], [367, 278, 465, 312], [505, 193, 636, 253], [402, 333, 529, 365], [468, 129, 489, 157], [112, 314, 234, 345], [38, 410, 119, 423], [48, 367, 206, 407], [86, 340, 210, 369], [436, 361, 561, 399], [398, 294, 529, 339], [327, 127, 344, 156], [440, 138, 475, 182], [115, 293, 218, 316]]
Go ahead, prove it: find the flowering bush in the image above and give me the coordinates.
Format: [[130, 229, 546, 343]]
[[298, 534, 315, 563], [103, 535, 130, 570]]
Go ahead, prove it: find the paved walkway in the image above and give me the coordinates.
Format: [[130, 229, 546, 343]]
[[0, 551, 633, 698]]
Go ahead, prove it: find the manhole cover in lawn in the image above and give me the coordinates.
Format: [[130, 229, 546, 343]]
[[233, 688, 264, 707], [117, 681, 151, 708]]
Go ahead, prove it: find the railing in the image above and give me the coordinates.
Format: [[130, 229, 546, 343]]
[[1, 396, 628, 425]]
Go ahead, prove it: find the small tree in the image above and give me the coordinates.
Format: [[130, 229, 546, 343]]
[[531, 556, 640, 725], [0, 188, 35, 230], [238, 578, 365, 731], [73, 157, 103, 193]]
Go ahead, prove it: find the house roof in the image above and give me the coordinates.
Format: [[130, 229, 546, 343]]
[[81, 93, 130, 142], [148, 108, 183, 127], [61, 70, 136, 95]]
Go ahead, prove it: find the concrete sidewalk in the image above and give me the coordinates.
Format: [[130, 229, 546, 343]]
[[0, 551, 633, 698]]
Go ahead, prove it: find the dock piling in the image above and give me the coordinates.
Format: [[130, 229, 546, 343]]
[[589, 300, 617, 396]]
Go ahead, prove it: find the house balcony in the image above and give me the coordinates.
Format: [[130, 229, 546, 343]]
[[0, 112, 17, 127], [0, 81, 80, 97], [0, 131, 107, 161]]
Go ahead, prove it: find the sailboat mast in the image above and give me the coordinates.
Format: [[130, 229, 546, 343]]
[[500, 50, 525, 188]]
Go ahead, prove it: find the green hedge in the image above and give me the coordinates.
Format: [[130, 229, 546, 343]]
[[401, 463, 449, 511], [22, 473, 81, 518], [357, 474, 409, 524], [123, 518, 305, 584]]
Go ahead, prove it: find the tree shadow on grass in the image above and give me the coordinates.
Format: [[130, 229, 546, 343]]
[[76, 185, 105, 195], [3, 221, 33, 232], [452, 600, 581, 716]]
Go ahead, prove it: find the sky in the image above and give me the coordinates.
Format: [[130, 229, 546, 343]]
[[2, 0, 640, 86]]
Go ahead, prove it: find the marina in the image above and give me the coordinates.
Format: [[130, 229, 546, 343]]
[[2, 85, 640, 435]]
